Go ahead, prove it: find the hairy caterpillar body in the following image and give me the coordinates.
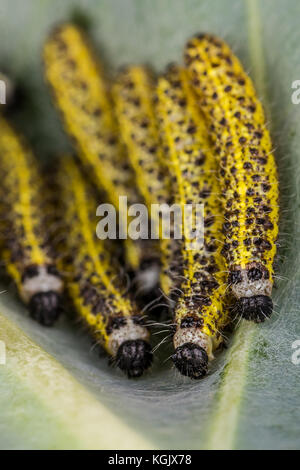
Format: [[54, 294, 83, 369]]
[[112, 65, 170, 210], [0, 117, 63, 326], [43, 23, 141, 269], [112, 65, 174, 296], [185, 34, 279, 323], [156, 65, 229, 378], [57, 156, 152, 378]]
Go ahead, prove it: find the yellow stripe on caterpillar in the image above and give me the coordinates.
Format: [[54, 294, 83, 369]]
[[185, 34, 279, 323], [112, 65, 171, 209], [43, 23, 141, 270], [112, 65, 174, 296], [156, 65, 229, 379], [0, 116, 63, 326], [57, 156, 152, 378]]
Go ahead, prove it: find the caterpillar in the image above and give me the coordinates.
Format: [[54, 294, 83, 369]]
[[112, 65, 170, 211], [185, 34, 279, 323], [43, 23, 141, 270], [112, 65, 175, 297], [156, 65, 229, 378], [57, 156, 153, 378], [0, 116, 63, 326]]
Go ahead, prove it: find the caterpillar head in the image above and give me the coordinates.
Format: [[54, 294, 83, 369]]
[[229, 265, 273, 322], [21, 264, 64, 326], [234, 295, 273, 323], [116, 339, 153, 378], [29, 290, 62, 327], [172, 326, 213, 379], [108, 316, 152, 377], [172, 342, 208, 379]]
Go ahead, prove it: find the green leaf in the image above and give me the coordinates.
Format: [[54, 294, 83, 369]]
[[0, 0, 300, 450]]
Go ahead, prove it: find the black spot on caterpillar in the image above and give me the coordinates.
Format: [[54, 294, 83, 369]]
[[43, 23, 142, 270], [125, 67, 185, 300], [56, 156, 153, 378], [185, 34, 279, 323], [0, 117, 63, 326], [112, 64, 174, 300], [156, 64, 229, 378]]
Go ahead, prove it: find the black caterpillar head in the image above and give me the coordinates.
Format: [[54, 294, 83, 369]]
[[115, 339, 153, 378], [234, 295, 273, 323], [172, 342, 208, 379], [29, 291, 62, 327]]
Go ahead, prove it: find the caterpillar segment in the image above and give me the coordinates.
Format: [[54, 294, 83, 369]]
[[112, 65, 171, 211], [43, 23, 141, 270], [156, 65, 229, 378], [185, 34, 279, 323], [159, 239, 183, 300], [0, 117, 63, 326], [112, 65, 174, 297], [57, 156, 152, 378]]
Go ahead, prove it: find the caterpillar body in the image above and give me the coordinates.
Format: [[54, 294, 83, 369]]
[[156, 65, 229, 378], [185, 34, 279, 322], [112, 65, 170, 211], [112, 65, 174, 296], [0, 116, 63, 326], [57, 156, 152, 378], [43, 23, 141, 270]]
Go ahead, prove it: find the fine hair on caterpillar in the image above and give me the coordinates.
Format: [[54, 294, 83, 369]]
[[1, 24, 284, 383], [185, 33, 279, 324], [156, 63, 230, 379], [43, 23, 146, 272], [112, 63, 189, 301], [56, 156, 153, 378], [0, 117, 64, 326]]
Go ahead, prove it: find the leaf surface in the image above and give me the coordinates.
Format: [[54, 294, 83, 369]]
[[0, 0, 299, 450]]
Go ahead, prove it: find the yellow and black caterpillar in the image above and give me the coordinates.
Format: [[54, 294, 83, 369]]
[[0, 116, 63, 326], [57, 156, 153, 378], [112, 65, 175, 295], [185, 34, 279, 323], [156, 65, 229, 378], [112, 65, 170, 211], [43, 23, 141, 270]]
